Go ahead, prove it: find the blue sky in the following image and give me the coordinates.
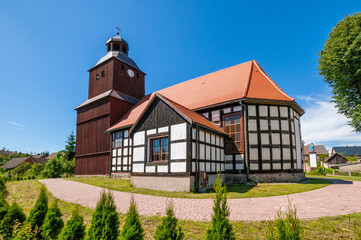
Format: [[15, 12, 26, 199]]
[[0, 0, 361, 153]]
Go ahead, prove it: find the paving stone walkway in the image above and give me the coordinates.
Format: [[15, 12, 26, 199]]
[[39, 178, 361, 221]]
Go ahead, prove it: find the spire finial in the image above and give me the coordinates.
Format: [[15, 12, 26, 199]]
[[115, 26, 121, 35]]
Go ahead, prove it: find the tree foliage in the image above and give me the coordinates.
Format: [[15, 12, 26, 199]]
[[319, 13, 361, 132], [0, 201, 26, 239], [58, 209, 85, 240], [64, 132, 76, 161], [206, 175, 235, 240], [266, 200, 302, 240], [41, 199, 64, 239], [86, 191, 120, 240], [23, 186, 48, 239], [120, 196, 144, 240], [154, 201, 183, 240], [0, 176, 8, 199], [11, 162, 32, 176], [42, 153, 75, 178]]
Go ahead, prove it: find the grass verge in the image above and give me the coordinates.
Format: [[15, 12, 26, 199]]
[[67, 177, 331, 199], [307, 174, 361, 182], [5, 180, 361, 239]]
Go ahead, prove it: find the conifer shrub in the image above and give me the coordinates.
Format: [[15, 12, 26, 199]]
[[154, 201, 183, 240], [205, 175, 235, 240], [266, 200, 302, 240], [0, 198, 9, 220], [41, 199, 64, 239], [120, 196, 144, 240], [58, 209, 85, 240], [0, 201, 26, 239], [0, 176, 7, 198], [22, 186, 48, 239], [86, 190, 120, 240]]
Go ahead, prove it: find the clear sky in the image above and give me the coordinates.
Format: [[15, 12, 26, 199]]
[[1, 0, 361, 153]]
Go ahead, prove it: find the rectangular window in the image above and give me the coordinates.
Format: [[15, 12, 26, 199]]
[[150, 137, 169, 162], [113, 132, 122, 148], [223, 113, 243, 153]]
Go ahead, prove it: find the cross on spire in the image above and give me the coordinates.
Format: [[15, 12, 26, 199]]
[[115, 26, 121, 35]]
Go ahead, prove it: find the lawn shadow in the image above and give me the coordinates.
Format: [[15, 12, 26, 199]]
[[309, 177, 353, 185]]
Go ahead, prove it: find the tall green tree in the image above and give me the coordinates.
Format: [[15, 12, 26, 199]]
[[58, 209, 85, 240], [87, 191, 120, 240], [64, 132, 76, 161], [41, 199, 64, 239], [154, 202, 183, 240], [319, 13, 361, 132], [206, 175, 235, 240], [120, 196, 144, 240]]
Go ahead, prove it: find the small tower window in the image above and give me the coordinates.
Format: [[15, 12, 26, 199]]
[[107, 44, 111, 52], [113, 43, 120, 51], [122, 45, 127, 53], [121, 65, 124, 70], [102, 71, 105, 77], [137, 73, 139, 78], [96, 74, 99, 80]]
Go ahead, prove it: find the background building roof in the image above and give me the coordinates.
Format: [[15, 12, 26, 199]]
[[1, 156, 33, 170], [303, 144, 328, 155], [332, 146, 361, 156]]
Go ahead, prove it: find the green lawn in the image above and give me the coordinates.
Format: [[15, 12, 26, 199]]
[[5, 179, 361, 239], [67, 177, 331, 199], [307, 174, 361, 182]]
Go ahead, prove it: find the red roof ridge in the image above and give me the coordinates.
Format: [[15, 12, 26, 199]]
[[157, 61, 253, 93], [241, 60, 254, 98], [251, 60, 294, 101]]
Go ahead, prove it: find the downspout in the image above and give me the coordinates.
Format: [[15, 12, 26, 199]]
[[240, 101, 250, 182], [195, 124, 200, 193], [109, 132, 113, 177]]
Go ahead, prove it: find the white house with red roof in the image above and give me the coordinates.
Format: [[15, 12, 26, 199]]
[[75, 34, 305, 192]]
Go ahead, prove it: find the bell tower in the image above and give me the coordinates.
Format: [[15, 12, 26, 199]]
[[75, 33, 145, 175]]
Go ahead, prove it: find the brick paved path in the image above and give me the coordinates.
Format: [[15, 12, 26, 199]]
[[39, 178, 361, 221]]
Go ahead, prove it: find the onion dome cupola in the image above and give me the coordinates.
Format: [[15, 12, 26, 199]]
[[106, 35, 129, 55]]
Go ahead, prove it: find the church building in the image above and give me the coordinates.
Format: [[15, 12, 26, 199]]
[[75, 34, 305, 192]]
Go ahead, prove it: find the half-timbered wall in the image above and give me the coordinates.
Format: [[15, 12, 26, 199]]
[[246, 104, 302, 172], [196, 103, 245, 172], [111, 129, 132, 172], [190, 128, 225, 173]]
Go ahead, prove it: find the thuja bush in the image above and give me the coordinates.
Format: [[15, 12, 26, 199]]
[[120, 196, 144, 240], [0, 197, 9, 220], [0, 176, 7, 198], [86, 191, 120, 240], [154, 201, 183, 240], [21, 186, 48, 239], [266, 200, 302, 240], [206, 175, 235, 240], [41, 199, 64, 239], [58, 209, 85, 240], [0, 201, 26, 239]]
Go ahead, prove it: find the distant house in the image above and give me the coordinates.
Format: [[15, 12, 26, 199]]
[[33, 154, 49, 165], [46, 152, 58, 161], [0, 151, 16, 157], [322, 153, 348, 168], [303, 144, 328, 160], [1, 156, 36, 170], [331, 146, 361, 160]]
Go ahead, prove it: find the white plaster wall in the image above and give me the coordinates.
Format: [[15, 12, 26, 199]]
[[199, 131, 205, 142], [206, 133, 211, 143], [310, 153, 317, 168], [124, 139, 129, 147], [225, 155, 232, 161], [112, 149, 117, 156], [273, 163, 281, 170], [233, 105, 242, 112], [249, 133, 258, 145], [158, 126, 168, 133], [123, 148, 128, 155], [262, 163, 271, 170], [171, 162, 186, 172], [259, 105, 268, 117], [236, 164, 244, 170], [270, 106, 278, 117], [211, 135, 215, 145], [192, 162, 196, 172], [280, 107, 288, 117], [235, 154, 244, 161], [220, 138, 224, 147], [171, 123, 187, 141], [250, 164, 258, 170], [281, 120, 289, 131], [260, 119, 268, 130], [216, 148, 219, 160], [248, 105, 256, 116], [250, 148, 258, 160], [146, 166, 155, 173], [271, 120, 279, 130], [282, 134, 290, 145], [223, 107, 231, 114], [123, 157, 128, 165], [211, 147, 216, 161], [171, 142, 187, 160], [221, 164, 225, 171], [261, 133, 269, 144], [192, 128, 196, 139], [226, 164, 233, 170], [283, 148, 291, 160], [200, 144, 205, 159], [248, 119, 257, 131], [216, 136, 220, 146], [117, 149, 122, 156], [133, 164, 144, 172], [220, 149, 224, 161], [147, 129, 156, 135], [283, 163, 291, 169], [199, 163, 205, 171], [294, 118, 303, 169], [262, 148, 270, 160], [206, 145, 210, 160], [272, 148, 281, 160], [134, 131, 145, 146], [112, 158, 116, 165], [192, 142, 196, 159], [272, 134, 280, 145], [206, 163, 210, 171], [158, 165, 168, 173], [133, 147, 144, 162]]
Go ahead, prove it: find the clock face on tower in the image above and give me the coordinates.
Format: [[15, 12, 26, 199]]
[[127, 69, 135, 77]]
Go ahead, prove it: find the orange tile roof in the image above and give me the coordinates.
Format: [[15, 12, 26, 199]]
[[108, 60, 296, 132]]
